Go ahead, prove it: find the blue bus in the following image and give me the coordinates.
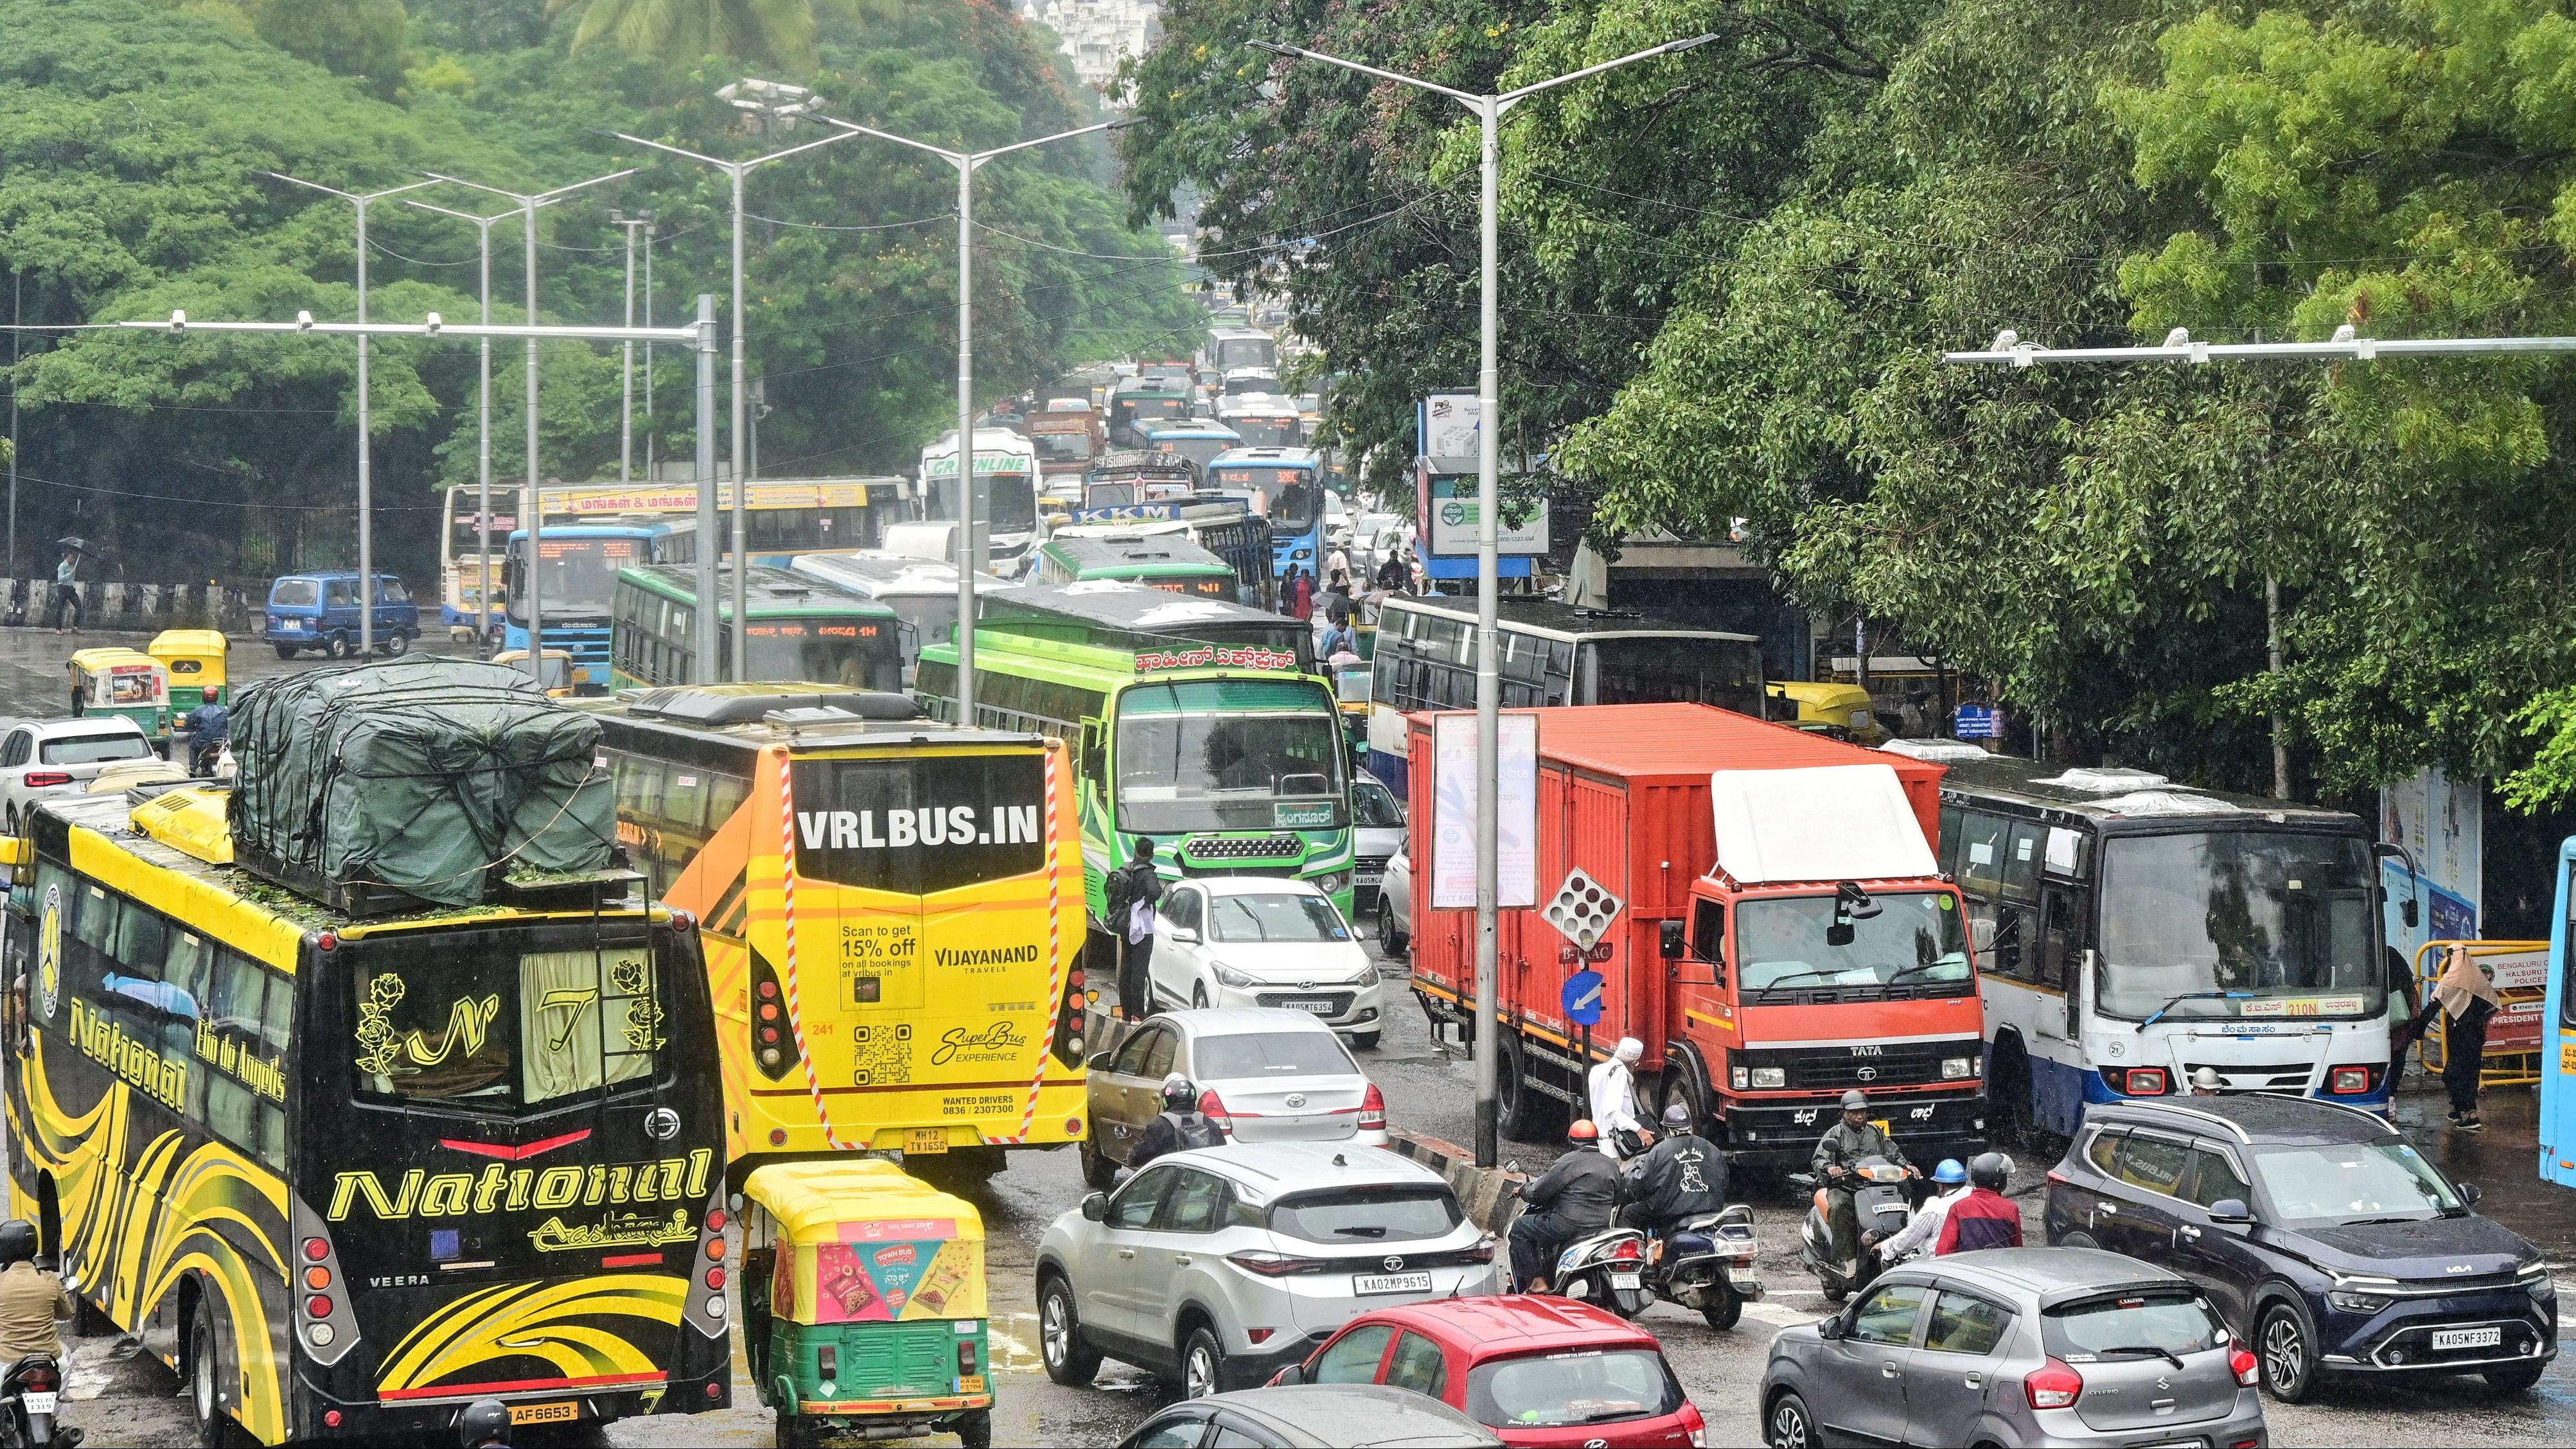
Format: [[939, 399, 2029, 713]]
[[502, 519, 696, 687], [1210, 446, 1327, 579], [2544, 839, 2576, 1190]]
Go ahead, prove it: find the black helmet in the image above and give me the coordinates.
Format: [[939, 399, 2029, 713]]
[[457, 1398, 511, 1446], [0, 1221, 35, 1270], [1161, 1073, 1198, 1112], [1968, 1152, 2009, 1191]]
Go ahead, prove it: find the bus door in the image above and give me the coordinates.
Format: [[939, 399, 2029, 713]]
[[2544, 839, 2576, 1190]]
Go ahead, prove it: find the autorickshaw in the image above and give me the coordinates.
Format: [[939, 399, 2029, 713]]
[[66, 648, 170, 750], [146, 628, 229, 712], [488, 647, 579, 697], [739, 1160, 992, 1449]]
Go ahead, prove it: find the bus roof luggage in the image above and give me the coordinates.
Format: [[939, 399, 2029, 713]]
[[229, 656, 622, 913]]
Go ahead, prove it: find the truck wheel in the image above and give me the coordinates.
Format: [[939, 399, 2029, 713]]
[[1659, 1052, 1711, 1134], [1497, 1032, 1563, 1142]]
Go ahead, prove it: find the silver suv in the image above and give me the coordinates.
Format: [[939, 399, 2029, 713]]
[[1037, 1143, 1501, 1400], [1761, 1247, 2267, 1448]]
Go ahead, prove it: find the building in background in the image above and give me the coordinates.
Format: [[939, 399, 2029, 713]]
[[1027, 0, 1163, 100]]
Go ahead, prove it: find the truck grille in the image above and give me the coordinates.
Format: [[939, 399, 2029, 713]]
[[1182, 834, 1305, 864], [1354, 854, 1390, 875], [1745, 1041, 1971, 1091]]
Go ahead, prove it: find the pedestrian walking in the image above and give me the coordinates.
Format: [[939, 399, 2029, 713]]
[[48, 550, 80, 634], [2386, 944, 2425, 1089], [1287, 566, 1315, 622], [2419, 944, 2500, 1130], [1103, 838, 1166, 1023]]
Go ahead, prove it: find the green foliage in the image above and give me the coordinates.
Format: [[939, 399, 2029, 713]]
[[549, 0, 847, 73], [244, 0, 414, 96]]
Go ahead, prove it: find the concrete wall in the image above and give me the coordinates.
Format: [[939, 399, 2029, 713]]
[[0, 581, 259, 634]]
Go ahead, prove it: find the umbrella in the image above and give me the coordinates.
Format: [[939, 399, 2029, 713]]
[[53, 537, 100, 558]]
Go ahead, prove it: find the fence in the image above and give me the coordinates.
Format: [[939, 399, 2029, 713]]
[[0, 580, 259, 635]]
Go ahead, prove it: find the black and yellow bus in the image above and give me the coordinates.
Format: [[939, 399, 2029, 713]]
[[1, 789, 728, 1444], [608, 563, 901, 692]]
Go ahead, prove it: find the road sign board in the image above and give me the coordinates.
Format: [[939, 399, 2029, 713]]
[[1562, 969, 1605, 1026]]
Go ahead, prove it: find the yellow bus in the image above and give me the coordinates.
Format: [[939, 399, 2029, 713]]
[[1, 789, 729, 1444], [583, 685, 1088, 1179]]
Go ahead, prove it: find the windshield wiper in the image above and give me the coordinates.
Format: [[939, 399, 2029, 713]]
[[2135, 990, 2252, 1031], [2338, 1216, 2426, 1227], [1331, 1225, 1389, 1238], [2094, 1345, 2186, 1369], [1750, 968, 1846, 991]]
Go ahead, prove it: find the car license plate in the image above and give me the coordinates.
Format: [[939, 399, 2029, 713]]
[[907, 1128, 949, 1155], [1283, 998, 1336, 1014], [21, 1392, 55, 1416], [2433, 1326, 2503, 1351], [1354, 1270, 1433, 1295], [1357, 872, 1383, 886], [507, 1401, 578, 1425], [1610, 1272, 1643, 1290]]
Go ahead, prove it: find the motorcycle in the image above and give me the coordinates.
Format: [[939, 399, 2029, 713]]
[[0, 1347, 76, 1449], [1549, 1226, 1654, 1319], [1790, 1155, 1914, 1304], [1640, 1204, 1763, 1331]]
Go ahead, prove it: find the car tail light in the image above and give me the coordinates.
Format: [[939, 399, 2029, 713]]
[[2123, 1067, 2167, 1096], [21, 772, 69, 789], [2046, 1168, 2072, 1186], [1679, 1400, 1707, 1448], [2231, 1342, 2259, 1386], [2329, 1065, 2372, 1094], [1199, 1089, 1233, 1135], [1359, 1082, 1386, 1132], [1610, 1236, 1645, 1262], [957, 1339, 978, 1374], [1247, 1328, 1275, 1345], [2024, 1357, 2082, 1409], [1461, 1236, 1496, 1264], [1226, 1249, 1330, 1276]]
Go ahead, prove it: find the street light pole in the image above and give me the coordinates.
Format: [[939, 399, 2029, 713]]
[[426, 170, 637, 676], [610, 210, 653, 482], [406, 200, 518, 654], [817, 113, 1122, 724], [615, 120, 858, 681], [260, 173, 439, 653], [1251, 32, 1716, 1168]]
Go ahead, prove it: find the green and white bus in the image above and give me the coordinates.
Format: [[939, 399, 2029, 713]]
[[1029, 532, 1239, 599], [913, 629, 1355, 928], [608, 564, 902, 692]]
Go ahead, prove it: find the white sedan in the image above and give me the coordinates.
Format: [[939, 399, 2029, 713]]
[[1152, 877, 1384, 1049]]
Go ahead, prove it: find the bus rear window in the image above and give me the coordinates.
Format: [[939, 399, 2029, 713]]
[[352, 933, 667, 1110]]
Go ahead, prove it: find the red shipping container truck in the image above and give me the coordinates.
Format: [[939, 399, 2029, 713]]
[[1406, 703, 1989, 1165]]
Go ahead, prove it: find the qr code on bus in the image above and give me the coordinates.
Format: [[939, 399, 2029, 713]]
[[853, 1023, 912, 1086]]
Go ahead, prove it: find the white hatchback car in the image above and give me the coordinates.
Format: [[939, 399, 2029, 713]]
[[1037, 1143, 1502, 1400], [1152, 877, 1383, 1048], [0, 717, 155, 833]]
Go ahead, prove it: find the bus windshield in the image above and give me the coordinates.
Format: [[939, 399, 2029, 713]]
[[350, 929, 669, 1111], [1115, 680, 1347, 833], [2095, 831, 2382, 1019], [736, 618, 891, 688], [1032, 430, 1092, 463], [1152, 436, 1236, 471], [930, 474, 1038, 536], [1273, 478, 1322, 533], [1735, 891, 1972, 996], [1229, 417, 1302, 448], [1212, 337, 1277, 370], [1585, 636, 1767, 716], [511, 536, 637, 619]]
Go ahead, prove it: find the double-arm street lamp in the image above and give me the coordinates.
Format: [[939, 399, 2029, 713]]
[[405, 199, 518, 652], [423, 170, 636, 669], [1249, 33, 1716, 1168], [815, 112, 1122, 723], [258, 172, 439, 653]]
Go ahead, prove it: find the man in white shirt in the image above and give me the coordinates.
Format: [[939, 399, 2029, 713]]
[[1587, 1037, 1650, 1158], [1875, 1158, 1969, 1264]]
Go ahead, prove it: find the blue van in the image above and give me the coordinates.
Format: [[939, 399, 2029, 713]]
[[264, 572, 421, 660]]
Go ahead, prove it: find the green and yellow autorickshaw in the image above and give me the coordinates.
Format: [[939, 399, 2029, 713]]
[[146, 628, 229, 712], [66, 647, 170, 751], [741, 1161, 992, 1449]]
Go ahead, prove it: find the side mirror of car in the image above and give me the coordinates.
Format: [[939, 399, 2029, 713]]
[[1170, 927, 1201, 945], [1659, 920, 1686, 960], [1817, 1314, 1844, 1340], [1081, 1193, 1109, 1222], [1503, 1158, 1522, 1176], [2458, 1181, 2482, 1208], [2207, 1198, 2254, 1226], [1086, 1051, 1113, 1073], [1269, 1364, 1306, 1387]]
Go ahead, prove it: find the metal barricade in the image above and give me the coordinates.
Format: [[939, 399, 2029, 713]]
[[2415, 938, 2548, 1087]]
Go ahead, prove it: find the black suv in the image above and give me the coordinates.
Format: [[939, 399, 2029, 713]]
[[2043, 1093, 2554, 1402]]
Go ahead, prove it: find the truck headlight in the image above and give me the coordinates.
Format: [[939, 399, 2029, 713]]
[[1751, 1067, 1785, 1089], [1942, 1057, 1976, 1079]]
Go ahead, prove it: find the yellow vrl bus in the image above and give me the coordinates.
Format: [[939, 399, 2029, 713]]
[[583, 685, 1089, 1181], [0, 790, 728, 1444]]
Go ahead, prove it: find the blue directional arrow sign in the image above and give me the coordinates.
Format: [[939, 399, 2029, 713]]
[[1562, 969, 1605, 1027]]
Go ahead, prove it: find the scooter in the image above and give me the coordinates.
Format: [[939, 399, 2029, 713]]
[[1790, 1155, 1914, 1304], [0, 1351, 76, 1449], [1641, 1204, 1764, 1331], [1551, 1226, 1654, 1319]]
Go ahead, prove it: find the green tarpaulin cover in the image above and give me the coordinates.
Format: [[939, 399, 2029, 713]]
[[229, 657, 615, 908]]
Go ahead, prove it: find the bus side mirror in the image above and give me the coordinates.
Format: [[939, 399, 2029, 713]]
[[2402, 898, 2419, 929], [1659, 920, 1686, 960]]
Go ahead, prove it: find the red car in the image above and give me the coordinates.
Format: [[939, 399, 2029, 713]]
[[1268, 1295, 1706, 1448]]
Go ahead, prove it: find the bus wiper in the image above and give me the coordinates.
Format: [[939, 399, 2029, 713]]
[[2135, 990, 2250, 1031], [2094, 1345, 2186, 1369]]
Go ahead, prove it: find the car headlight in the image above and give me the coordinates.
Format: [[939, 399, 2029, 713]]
[[1941, 1057, 1976, 1079], [2327, 1290, 2390, 1314], [1346, 962, 1379, 986], [1751, 1067, 1786, 1089], [2521, 1262, 2555, 1299], [1212, 963, 1255, 990], [2328, 1274, 2399, 1314]]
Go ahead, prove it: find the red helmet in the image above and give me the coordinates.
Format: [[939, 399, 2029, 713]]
[[1566, 1119, 1599, 1141]]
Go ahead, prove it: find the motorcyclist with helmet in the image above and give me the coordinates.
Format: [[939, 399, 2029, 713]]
[[1935, 1152, 2023, 1254], [1128, 1073, 1226, 1172], [1873, 1158, 1968, 1265], [457, 1398, 511, 1448], [1508, 1120, 1621, 1292], [0, 1222, 71, 1362], [1811, 1089, 1915, 1270], [1617, 1102, 1726, 1257]]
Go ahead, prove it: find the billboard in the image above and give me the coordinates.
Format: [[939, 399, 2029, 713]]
[[1431, 712, 1538, 910]]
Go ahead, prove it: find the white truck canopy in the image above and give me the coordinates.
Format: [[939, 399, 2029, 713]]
[[1711, 763, 1939, 885]]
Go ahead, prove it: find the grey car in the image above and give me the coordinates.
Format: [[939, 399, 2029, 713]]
[[1351, 773, 1405, 917], [1118, 1383, 1501, 1448], [1760, 1247, 2268, 1449]]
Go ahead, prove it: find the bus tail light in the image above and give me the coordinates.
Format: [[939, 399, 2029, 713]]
[[302, 1238, 330, 1263], [668, 909, 696, 933], [303, 1266, 331, 1291], [706, 1266, 727, 1290], [2121, 1067, 2167, 1096], [747, 948, 801, 1081], [305, 1295, 332, 1319], [2329, 1065, 2374, 1094]]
